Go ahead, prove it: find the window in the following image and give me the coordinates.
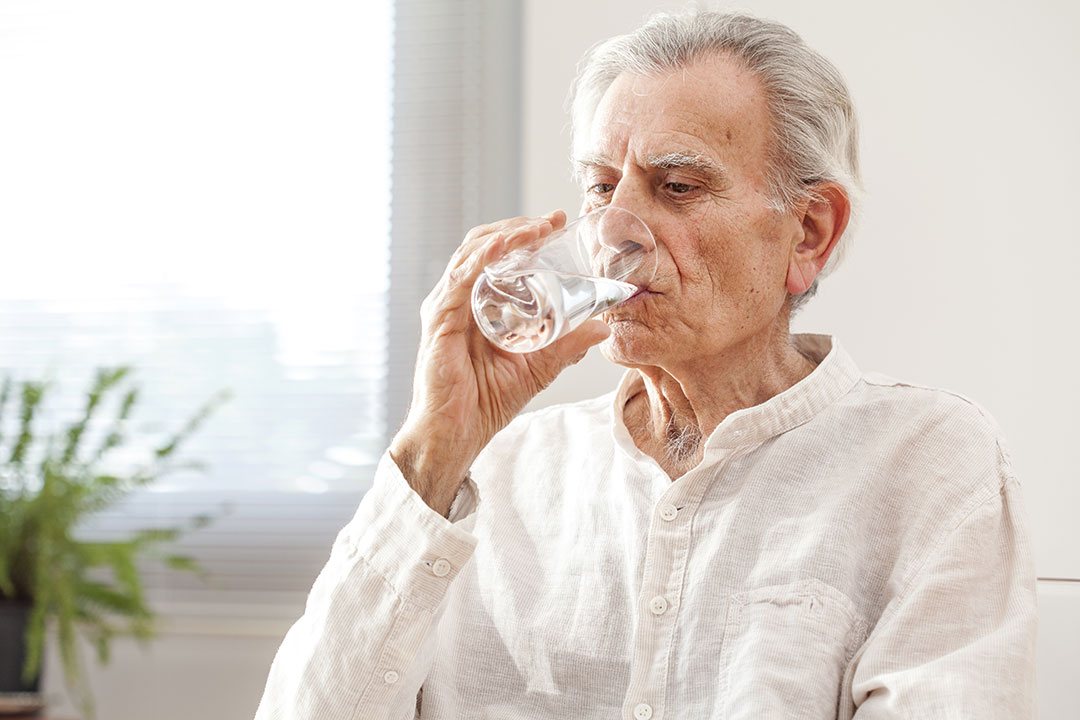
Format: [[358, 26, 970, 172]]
[[0, 0, 521, 616]]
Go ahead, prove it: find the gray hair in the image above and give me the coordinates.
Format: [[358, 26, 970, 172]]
[[568, 10, 863, 310]]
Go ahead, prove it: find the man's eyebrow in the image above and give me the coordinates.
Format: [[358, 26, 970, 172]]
[[572, 153, 614, 181], [572, 151, 730, 183], [645, 151, 729, 182]]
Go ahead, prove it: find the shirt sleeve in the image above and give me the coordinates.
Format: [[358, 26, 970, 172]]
[[849, 475, 1039, 718], [254, 452, 478, 720]]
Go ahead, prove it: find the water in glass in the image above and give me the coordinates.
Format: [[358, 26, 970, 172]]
[[473, 268, 636, 353]]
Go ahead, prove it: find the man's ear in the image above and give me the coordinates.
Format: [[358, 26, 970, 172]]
[[786, 182, 851, 295]]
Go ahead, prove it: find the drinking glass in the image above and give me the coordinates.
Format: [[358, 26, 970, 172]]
[[471, 206, 656, 353]]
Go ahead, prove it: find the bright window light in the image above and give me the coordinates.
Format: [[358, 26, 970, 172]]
[[0, 0, 394, 493]]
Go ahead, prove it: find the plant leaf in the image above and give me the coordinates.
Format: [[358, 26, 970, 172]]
[[0, 374, 11, 450], [154, 388, 232, 459], [10, 380, 47, 466], [162, 554, 201, 574], [89, 386, 138, 462], [61, 367, 131, 467], [4, 367, 226, 719]]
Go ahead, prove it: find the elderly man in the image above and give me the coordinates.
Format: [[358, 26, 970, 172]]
[[256, 11, 1037, 720]]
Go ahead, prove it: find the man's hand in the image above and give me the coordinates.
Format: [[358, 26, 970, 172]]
[[389, 211, 611, 516]]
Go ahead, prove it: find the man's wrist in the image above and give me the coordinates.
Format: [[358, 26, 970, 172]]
[[388, 431, 473, 517]]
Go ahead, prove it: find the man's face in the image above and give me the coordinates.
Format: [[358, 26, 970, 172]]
[[576, 53, 804, 370]]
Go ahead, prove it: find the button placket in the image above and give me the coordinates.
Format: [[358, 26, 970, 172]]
[[624, 455, 742, 720], [622, 491, 700, 720]]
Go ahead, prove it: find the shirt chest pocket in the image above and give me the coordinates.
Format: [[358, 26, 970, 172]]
[[716, 579, 867, 720]]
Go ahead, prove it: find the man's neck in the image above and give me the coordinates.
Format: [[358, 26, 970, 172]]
[[622, 330, 817, 479]]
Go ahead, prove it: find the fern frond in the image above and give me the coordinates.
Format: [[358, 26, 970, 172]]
[[161, 554, 201, 573], [74, 579, 151, 620], [154, 388, 233, 459], [54, 565, 82, 698], [75, 541, 146, 604], [3, 367, 226, 719], [131, 527, 183, 546], [60, 367, 130, 467], [10, 380, 47, 466], [71, 609, 119, 666], [0, 374, 11, 449], [90, 386, 138, 462]]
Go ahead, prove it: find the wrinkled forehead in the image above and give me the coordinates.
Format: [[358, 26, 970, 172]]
[[574, 55, 773, 177]]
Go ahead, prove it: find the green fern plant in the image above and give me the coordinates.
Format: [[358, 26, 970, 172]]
[[0, 367, 230, 718]]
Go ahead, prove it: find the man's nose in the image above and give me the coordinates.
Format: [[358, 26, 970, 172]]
[[602, 181, 656, 254], [607, 174, 650, 218], [589, 210, 656, 294], [587, 204, 656, 287]]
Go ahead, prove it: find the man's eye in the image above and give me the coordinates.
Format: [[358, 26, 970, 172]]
[[588, 182, 616, 195], [666, 182, 695, 194]]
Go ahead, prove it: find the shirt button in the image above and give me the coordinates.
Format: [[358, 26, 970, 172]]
[[431, 558, 452, 577], [659, 504, 678, 521], [634, 703, 653, 720], [649, 596, 669, 615], [383, 670, 399, 684]]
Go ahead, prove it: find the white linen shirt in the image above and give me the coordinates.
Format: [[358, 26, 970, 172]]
[[255, 335, 1038, 719]]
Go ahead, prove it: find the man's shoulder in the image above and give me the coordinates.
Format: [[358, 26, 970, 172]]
[[841, 370, 1015, 486], [855, 371, 1004, 433]]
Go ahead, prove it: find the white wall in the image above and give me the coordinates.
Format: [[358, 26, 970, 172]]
[[519, 0, 1080, 716]]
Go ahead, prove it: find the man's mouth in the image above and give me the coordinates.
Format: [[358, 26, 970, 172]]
[[619, 287, 656, 307]]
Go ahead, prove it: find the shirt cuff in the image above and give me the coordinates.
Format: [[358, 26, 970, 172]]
[[337, 451, 479, 612]]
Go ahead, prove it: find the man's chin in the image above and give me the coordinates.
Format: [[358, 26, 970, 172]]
[[599, 323, 659, 368]]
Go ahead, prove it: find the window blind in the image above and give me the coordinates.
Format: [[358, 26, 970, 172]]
[[0, 0, 521, 616], [387, 0, 523, 431]]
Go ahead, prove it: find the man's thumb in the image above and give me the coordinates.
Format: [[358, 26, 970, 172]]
[[550, 319, 610, 364]]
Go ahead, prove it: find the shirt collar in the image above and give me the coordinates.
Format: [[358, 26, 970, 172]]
[[610, 334, 862, 455]]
